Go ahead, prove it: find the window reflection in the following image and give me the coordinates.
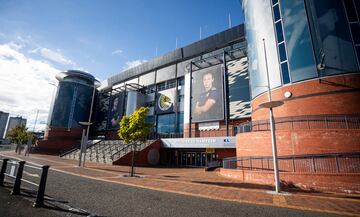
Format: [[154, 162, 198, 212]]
[[280, 0, 317, 82], [311, 0, 359, 75]]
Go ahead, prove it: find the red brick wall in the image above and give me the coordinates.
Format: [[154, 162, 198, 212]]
[[215, 148, 236, 160], [36, 127, 84, 154], [236, 129, 360, 157], [184, 118, 250, 138], [113, 139, 161, 166], [251, 74, 360, 121], [220, 168, 360, 194], [44, 127, 83, 140]]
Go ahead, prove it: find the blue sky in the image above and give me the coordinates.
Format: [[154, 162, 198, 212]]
[[0, 0, 244, 132], [0, 0, 244, 80]]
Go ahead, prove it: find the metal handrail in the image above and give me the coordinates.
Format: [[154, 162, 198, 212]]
[[235, 114, 360, 134]]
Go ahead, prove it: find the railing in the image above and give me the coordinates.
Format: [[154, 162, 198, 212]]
[[235, 114, 360, 134], [223, 152, 360, 173], [0, 158, 50, 207]]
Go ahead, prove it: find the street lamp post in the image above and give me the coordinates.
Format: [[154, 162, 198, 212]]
[[78, 121, 92, 167], [258, 38, 283, 194], [79, 80, 101, 167]]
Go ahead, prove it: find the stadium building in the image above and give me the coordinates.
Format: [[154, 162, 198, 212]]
[[38, 0, 359, 193], [39, 25, 251, 167]]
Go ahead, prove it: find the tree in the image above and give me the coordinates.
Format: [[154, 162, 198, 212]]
[[118, 107, 152, 177], [6, 124, 34, 154]]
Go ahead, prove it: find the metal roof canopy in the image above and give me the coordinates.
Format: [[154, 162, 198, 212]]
[[107, 25, 245, 86], [188, 47, 246, 72]]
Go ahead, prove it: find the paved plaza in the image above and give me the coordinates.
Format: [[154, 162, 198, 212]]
[[0, 151, 359, 217]]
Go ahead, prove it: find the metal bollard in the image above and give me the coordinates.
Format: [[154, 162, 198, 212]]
[[11, 161, 25, 195], [33, 165, 50, 207], [0, 159, 9, 186]]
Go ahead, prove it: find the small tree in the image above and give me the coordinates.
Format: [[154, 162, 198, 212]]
[[118, 107, 152, 177], [7, 124, 31, 154]]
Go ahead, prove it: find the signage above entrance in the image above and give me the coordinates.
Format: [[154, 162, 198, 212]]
[[161, 137, 236, 148]]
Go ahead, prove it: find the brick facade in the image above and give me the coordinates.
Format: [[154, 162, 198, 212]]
[[220, 168, 360, 194], [184, 118, 250, 138], [236, 129, 360, 157], [36, 127, 84, 154], [251, 74, 360, 121]]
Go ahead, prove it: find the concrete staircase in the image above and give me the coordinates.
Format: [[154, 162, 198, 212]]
[[60, 139, 154, 164]]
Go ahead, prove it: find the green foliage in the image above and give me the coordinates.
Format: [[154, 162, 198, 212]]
[[118, 107, 152, 145], [6, 124, 31, 144]]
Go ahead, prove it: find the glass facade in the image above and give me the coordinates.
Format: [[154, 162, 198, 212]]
[[242, 0, 282, 98], [157, 113, 176, 135], [50, 81, 93, 129], [243, 0, 360, 99]]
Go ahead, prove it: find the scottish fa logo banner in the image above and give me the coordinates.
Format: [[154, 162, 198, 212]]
[[156, 88, 177, 114]]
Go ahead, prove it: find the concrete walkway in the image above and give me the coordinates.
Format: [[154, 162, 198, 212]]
[[1, 151, 359, 217]]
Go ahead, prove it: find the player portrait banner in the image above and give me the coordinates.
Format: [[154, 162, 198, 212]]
[[156, 88, 177, 114], [107, 92, 125, 130], [191, 65, 224, 123]]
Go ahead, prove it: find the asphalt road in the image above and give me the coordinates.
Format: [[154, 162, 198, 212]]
[[0, 166, 343, 217]]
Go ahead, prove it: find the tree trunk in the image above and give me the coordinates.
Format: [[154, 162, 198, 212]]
[[130, 144, 135, 177]]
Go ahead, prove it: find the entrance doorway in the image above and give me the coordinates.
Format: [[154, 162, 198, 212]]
[[180, 151, 217, 167]]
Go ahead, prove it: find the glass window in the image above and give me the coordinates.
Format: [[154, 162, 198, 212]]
[[350, 23, 360, 44], [73, 84, 92, 128], [281, 62, 290, 84], [272, 0, 278, 5], [157, 113, 176, 135], [278, 43, 287, 62], [344, 0, 358, 22], [356, 46, 360, 64], [51, 82, 74, 127], [280, 0, 317, 82], [178, 77, 185, 86], [273, 4, 281, 22], [243, 0, 282, 98], [355, 1, 360, 19], [275, 21, 284, 43], [311, 0, 359, 76], [178, 112, 184, 133]]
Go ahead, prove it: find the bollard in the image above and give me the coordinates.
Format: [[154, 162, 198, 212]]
[[0, 159, 9, 186], [33, 165, 50, 207], [11, 161, 25, 195]]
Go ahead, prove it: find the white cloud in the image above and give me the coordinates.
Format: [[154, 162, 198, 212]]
[[111, 49, 123, 55], [122, 59, 147, 71], [0, 43, 60, 132], [30, 47, 75, 65]]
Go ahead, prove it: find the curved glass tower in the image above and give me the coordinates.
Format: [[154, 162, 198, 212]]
[[49, 70, 97, 129], [242, 0, 360, 99]]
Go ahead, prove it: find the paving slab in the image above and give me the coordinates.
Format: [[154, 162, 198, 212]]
[[1, 151, 359, 216]]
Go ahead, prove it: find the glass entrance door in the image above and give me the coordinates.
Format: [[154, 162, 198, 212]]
[[179, 151, 209, 167]]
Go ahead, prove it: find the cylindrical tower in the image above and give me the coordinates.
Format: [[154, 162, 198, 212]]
[[39, 70, 99, 153], [49, 70, 96, 129]]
